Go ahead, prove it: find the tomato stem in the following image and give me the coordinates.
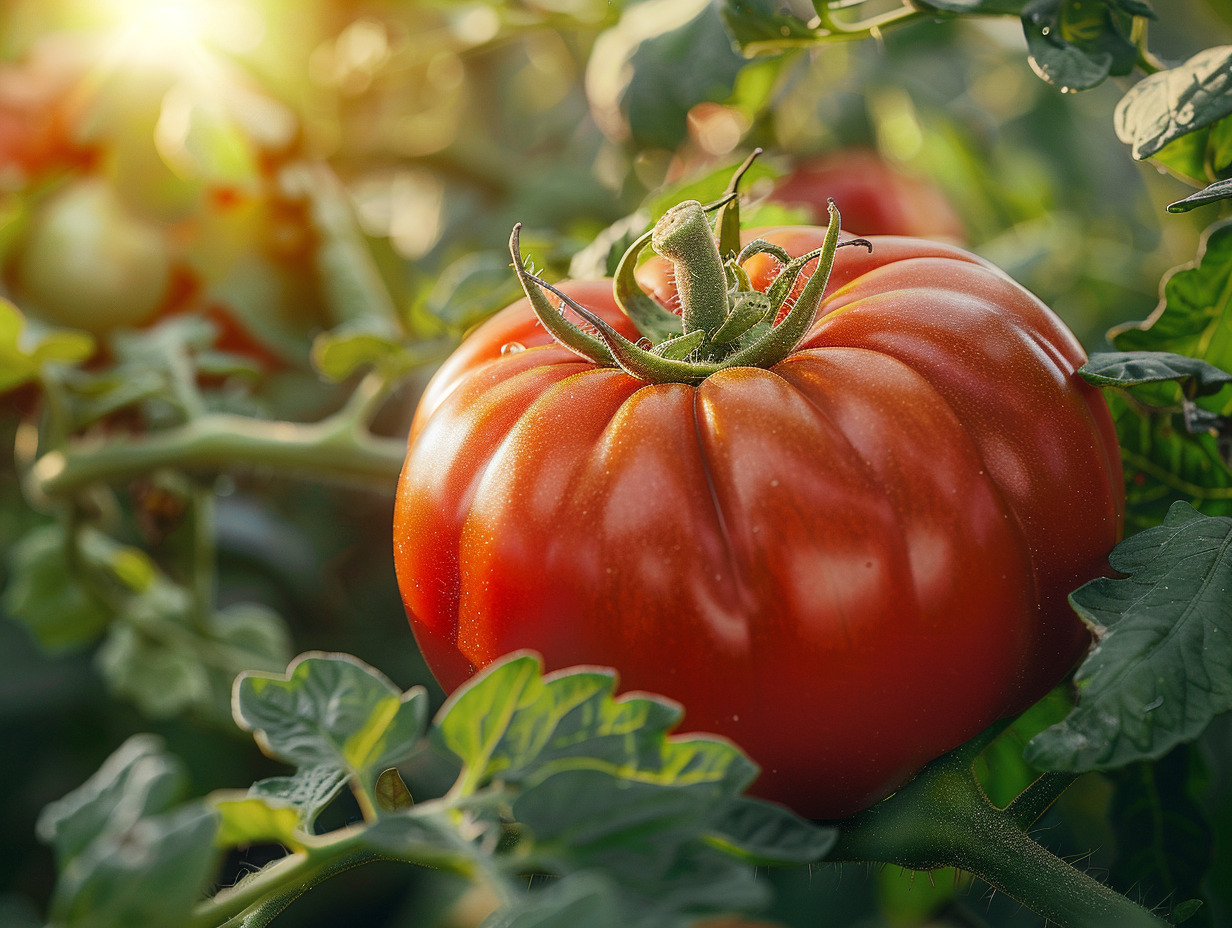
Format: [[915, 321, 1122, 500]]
[[829, 742, 1173, 927]]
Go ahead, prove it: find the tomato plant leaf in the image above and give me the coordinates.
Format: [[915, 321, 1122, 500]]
[[2, 525, 121, 653], [1081, 351, 1232, 397], [311, 323, 414, 382], [1102, 223, 1232, 525], [1025, 503, 1232, 771], [211, 794, 304, 850], [590, 0, 747, 149], [0, 299, 94, 394], [35, 736, 219, 928], [1169, 177, 1232, 213], [1114, 46, 1232, 167], [247, 766, 351, 830], [436, 652, 750, 795], [704, 796, 838, 864], [1022, 0, 1140, 91], [233, 652, 430, 799], [427, 250, 531, 331], [48, 803, 219, 928], [479, 872, 623, 928], [718, 0, 815, 55], [1107, 747, 1214, 927], [35, 735, 189, 870]]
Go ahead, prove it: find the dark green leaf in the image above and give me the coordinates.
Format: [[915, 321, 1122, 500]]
[[248, 766, 350, 830], [1169, 178, 1232, 213], [1108, 747, 1214, 926], [1022, 0, 1138, 92], [719, 0, 816, 55], [1025, 503, 1232, 771], [913, 0, 1031, 13], [591, 0, 747, 150], [704, 797, 836, 865], [1175, 900, 1206, 924], [36, 735, 188, 870], [1081, 351, 1232, 396], [1114, 46, 1232, 162], [234, 652, 430, 795]]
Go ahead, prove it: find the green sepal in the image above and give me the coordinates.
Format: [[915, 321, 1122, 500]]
[[612, 228, 686, 343], [713, 148, 762, 259], [712, 292, 774, 346], [738, 238, 793, 266], [510, 225, 616, 365], [651, 329, 706, 360]]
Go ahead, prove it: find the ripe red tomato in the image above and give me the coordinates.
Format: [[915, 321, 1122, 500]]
[[394, 222, 1122, 820], [769, 150, 965, 243]]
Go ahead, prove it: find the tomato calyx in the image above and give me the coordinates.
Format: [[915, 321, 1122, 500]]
[[509, 196, 872, 385]]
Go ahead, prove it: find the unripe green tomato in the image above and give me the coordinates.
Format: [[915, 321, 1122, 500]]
[[14, 177, 172, 335]]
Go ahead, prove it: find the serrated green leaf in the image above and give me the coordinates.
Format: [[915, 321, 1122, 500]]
[[211, 794, 303, 849], [36, 735, 188, 870], [234, 652, 430, 797], [0, 298, 94, 393], [437, 653, 752, 796], [1114, 46, 1232, 163], [1082, 351, 1232, 396], [48, 802, 219, 928], [704, 796, 836, 865], [1025, 503, 1232, 771], [97, 621, 215, 719], [248, 766, 350, 830], [1108, 747, 1213, 927], [1169, 178, 1232, 213]]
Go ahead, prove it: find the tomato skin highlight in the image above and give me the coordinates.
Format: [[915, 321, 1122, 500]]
[[394, 231, 1123, 820]]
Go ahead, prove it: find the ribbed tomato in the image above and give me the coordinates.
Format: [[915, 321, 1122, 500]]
[[393, 210, 1122, 819]]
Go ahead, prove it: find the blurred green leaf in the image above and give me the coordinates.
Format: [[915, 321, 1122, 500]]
[[479, 872, 623, 928], [1108, 747, 1214, 927], [48, 803, 219, 928], [234, 652, 430, 799], [913, 0, 1029, 12], [1114, 46, 1232, 173], [426, 251, 528, 330], [1026, 503, 1232, 771], [704, 796, 837, 864], [0, 298, 94, 394], [36, 735, 188, 870], [311, 324, 413, 382], [2, 524, 145, 653], [719, 0, 815, 55], [589, 0, 748, 150]]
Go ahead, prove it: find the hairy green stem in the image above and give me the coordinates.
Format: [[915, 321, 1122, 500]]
[[830, 749, 1171, 928]]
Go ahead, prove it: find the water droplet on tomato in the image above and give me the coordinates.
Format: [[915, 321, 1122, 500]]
[[501, 341, 526, 355]]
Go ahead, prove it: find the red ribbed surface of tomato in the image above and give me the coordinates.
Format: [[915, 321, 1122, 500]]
[[394, 229, 1123, 819]]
